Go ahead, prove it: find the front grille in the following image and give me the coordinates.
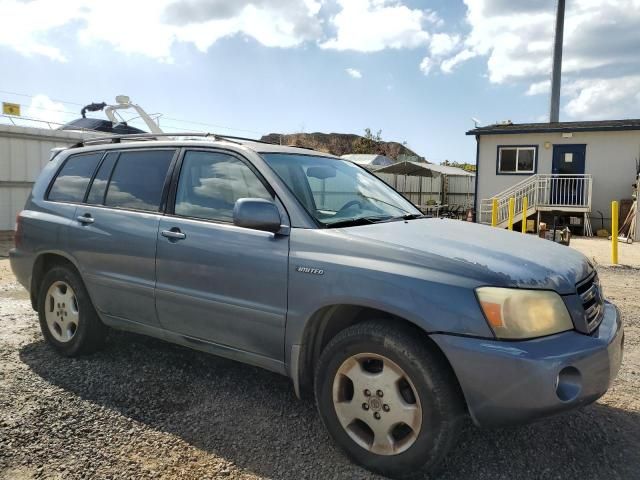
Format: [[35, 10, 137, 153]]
[[576, 272, 604, 333]]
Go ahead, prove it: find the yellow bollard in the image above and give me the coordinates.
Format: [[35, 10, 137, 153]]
[[612, 201, 618, 264], [521, 196, 528, 234], [507, 197, 515, 231], [491, 198, 498, 227]]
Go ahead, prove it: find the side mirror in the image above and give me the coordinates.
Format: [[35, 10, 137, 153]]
[[233, 198, 282, 234]]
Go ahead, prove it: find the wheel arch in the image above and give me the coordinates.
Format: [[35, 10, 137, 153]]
[[292, 304, 464, 405], [30, 251, 82, 310]]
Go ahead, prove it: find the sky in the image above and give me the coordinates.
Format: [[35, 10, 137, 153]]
[[1, 0, 639, 164]]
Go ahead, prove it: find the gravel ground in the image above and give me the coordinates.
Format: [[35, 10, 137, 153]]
[[1, 258, 639, 480]]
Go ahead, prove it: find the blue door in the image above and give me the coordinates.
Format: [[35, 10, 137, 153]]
[[154, 149, 289, 366], [69, 149, 176, 328], [551, 144, 586, 205]]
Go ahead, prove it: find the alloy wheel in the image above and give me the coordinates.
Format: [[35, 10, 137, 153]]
[[332, 353, 422, 455], [44, 281, 79, 343]]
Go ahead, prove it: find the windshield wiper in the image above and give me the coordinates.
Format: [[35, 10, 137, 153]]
[[374, 213, 426, 223], [324, 216, 391, 228]]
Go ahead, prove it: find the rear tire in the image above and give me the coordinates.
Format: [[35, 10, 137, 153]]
[[314, 319, 464, 479], [37, 266, 107, 356]]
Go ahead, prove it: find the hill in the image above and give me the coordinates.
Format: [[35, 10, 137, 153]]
[[259, 132, 422, 160]]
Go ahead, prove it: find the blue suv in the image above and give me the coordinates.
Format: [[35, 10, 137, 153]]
[[10, 134, 624, 478]]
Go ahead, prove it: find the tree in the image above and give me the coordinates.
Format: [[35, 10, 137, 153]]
[[441, 159, 476, 172], [352, 128, 383, 154]]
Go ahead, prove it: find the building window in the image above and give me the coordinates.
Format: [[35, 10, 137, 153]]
[[497, 146, 537, 174]]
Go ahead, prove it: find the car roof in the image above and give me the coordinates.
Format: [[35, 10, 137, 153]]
[[62, 134, 338, 159]]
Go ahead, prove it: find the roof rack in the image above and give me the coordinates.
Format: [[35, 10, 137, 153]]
[[70, 132, 223, 148], [209, 134, 279, 146], [69, 132, 281, 149], [218, 135, 316, 150]]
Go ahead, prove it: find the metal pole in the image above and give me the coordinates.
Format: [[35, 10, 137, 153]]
[[491, 198, 498, 227], [521, 196, 528, 233], [508, 197, 515, 231], [549, 0, 565, 123], [635, 173, 640, 241], [612, 201, 619, 264]]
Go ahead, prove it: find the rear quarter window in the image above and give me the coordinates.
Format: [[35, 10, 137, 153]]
[[48, 152, 103, 203]]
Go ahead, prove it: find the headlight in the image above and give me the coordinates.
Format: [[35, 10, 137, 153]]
[[476, 287, 573, 339]]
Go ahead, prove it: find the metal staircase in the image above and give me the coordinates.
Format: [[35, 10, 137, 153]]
[[479, 174, 592, 229]]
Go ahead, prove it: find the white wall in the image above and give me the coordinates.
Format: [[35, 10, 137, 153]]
[[0, 124, 96, 230], [475, 129, 640, 228]]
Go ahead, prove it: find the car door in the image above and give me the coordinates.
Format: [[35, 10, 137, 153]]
[[45, 150, 106, 253], [155, 148, 289, 363], [68, 148, 177, 329]]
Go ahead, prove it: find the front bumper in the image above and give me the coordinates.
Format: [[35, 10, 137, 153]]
[[431, 301, 624, 427]]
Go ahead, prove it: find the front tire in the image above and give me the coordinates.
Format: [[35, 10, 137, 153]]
[[37, 266, 107, 356], [314, 319, 464, 479]]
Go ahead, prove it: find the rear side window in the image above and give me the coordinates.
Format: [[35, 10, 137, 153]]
[[105, 150, 174, 212], [86, 152, 118, 205], [48, 153, 103, 202]]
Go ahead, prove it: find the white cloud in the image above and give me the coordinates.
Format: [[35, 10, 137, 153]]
[[526, 80, 550, 96], [440, 49, 476, 74], [0, 0, 79, 61], [0, 0, 443, 61], [320, 0, 434, 52], [24, 95, 67, 126], [437, 0, 640, 83], [419, 57, 433, 75], [564, 76, 640, 120], [434, 0, 640, 119], [429, 33, 460, 57], [0, 0, 325, 62], [345, 68, 362, 79]]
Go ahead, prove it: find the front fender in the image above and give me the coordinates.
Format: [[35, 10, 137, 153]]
[[284, 231, 495, 387]]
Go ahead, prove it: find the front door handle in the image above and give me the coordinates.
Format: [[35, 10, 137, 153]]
[[161, 228, 186, 240], [77, 215, 94, 224]]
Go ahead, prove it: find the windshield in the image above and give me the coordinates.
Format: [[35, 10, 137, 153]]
[[261, 153, 421, 227]]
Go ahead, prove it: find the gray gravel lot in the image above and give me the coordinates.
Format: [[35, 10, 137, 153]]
[[1, 258, 639, 480]]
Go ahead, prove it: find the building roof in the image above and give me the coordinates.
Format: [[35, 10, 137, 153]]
[[375, 161, 474, 177], [341, 154, 394, 167], [425, 163, 475, 176], [466, 118, 640, 136]]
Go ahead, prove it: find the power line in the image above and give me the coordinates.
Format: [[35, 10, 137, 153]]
[[0, 89, 85, 107], [0, 89, 264, 136]]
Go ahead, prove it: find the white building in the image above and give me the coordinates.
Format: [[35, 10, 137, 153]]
[[468, 119, 640, 232], [0, 124, 98, 231]]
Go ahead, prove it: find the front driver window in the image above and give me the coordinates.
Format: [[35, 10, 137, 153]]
[[175, 151, 272, 222]]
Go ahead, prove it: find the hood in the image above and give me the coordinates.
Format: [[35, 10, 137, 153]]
[[341, 218, 591, 294]]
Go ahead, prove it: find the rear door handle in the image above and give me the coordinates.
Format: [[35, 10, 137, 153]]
[[161, 229, 186, 240], [77, 215, 94, 224]]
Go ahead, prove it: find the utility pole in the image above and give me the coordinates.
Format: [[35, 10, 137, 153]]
[[549, 0, 566, 122]]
